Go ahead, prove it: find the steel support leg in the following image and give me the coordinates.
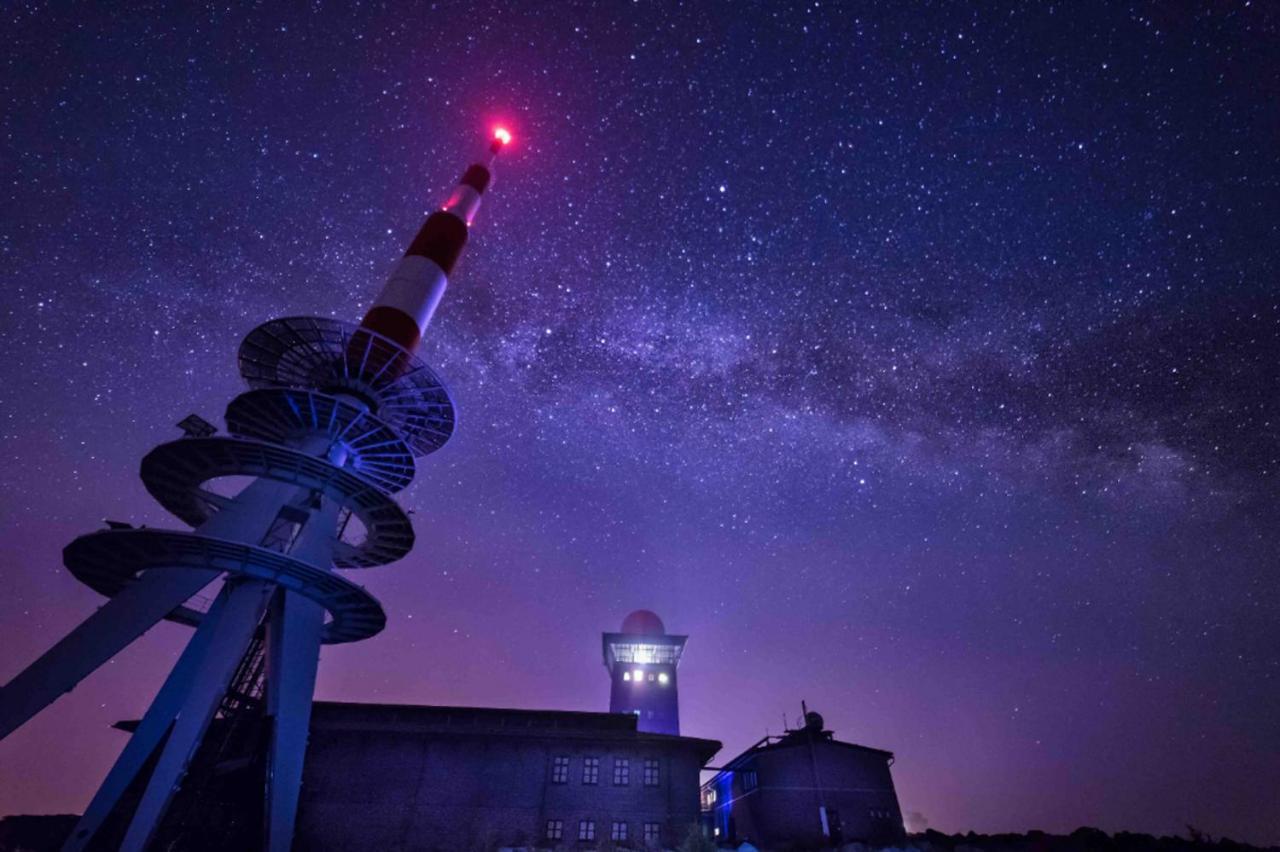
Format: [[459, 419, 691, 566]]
[[1, 477, 300, 742], [264, 589, 325, 852], [61, 591, 231, 852], [119, 579, 273, 852], [0, 567, 219, 740], [263, 491, 338, 852]]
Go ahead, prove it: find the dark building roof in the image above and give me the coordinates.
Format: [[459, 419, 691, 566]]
[[711, 716, 894, 772], [310, 700, 722, 763]]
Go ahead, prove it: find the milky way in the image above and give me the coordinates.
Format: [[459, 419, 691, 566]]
[[1, 2, 1277, 844]]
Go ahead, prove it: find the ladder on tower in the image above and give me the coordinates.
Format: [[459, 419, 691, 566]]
[[151, 632, 271, 852]]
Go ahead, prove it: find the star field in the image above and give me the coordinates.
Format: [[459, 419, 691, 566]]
[[1, 1, 1277, 844]]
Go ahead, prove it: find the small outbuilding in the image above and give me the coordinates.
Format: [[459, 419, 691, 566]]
[[701, 710, 904, 849]]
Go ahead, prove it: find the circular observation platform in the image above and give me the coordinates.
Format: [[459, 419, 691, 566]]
[[225, 388, 415, 493], [65, 529, 386, 643], [140, 437, 414, 568], [238, 317, 455, 458]]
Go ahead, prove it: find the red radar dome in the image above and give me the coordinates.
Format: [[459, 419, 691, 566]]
[[621, 609, 666, 636]]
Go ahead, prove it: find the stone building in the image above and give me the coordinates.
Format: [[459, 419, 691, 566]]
[[73, 611, 906, 852], [294, 701, 721, 851], [701, 710, 904, 849]]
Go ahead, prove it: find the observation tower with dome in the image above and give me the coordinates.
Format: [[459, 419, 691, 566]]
[[0, 129, 511, 852], [602, 609, 687, 735]]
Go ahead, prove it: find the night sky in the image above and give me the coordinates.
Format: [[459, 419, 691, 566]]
[[2, 1, 1278, 845]]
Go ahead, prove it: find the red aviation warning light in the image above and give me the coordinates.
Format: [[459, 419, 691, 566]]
[[493, 127, 512, 147]]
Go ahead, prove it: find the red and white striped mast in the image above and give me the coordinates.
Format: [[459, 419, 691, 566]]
[[360, 126, 511, 353]]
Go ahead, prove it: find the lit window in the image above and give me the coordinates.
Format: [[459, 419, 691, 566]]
[[578, 819, 596, 841], [714, 827, 721, 837], [648, 672, 655, 681], [611, 821, 629, 841], [743, 769, 757, 790], [632, 668, 643, 681], [545, 819, 563, 840], [643, 821, 661, 842], [582, 756, 599, 784], [613, 758, 630, 785], [623, 671, 632, 681], [644, 758, 660, 786], [551, 756, 569, 784], [658, 672, 669, 684]]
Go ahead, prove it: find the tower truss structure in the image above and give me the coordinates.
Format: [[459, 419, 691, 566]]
[[0, 130, 510, 851]]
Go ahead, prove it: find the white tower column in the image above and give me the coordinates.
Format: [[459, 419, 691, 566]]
[[263, 487, 341, 852]]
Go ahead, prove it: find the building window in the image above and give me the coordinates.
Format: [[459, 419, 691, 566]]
[[658, 672, 669, 684], [643, 758, 660, 786], [623, 671, 632, 681], [613, 758, 630, 785], [611, 821, 629, 841], [643, 821, 661, 842], [742, 769, 757, 790], [545, 819, 563, 840], [578, 819, 596, 841], [582, 756, 600, 784], [632, 668, 643, 682], [551, 756, 569, 784]]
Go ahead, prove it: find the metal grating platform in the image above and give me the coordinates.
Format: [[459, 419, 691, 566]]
[[140, 437, 414, 568], [225, 388, 415, 493], [65, 530, 386, 644], [237, 317, 455, 457]]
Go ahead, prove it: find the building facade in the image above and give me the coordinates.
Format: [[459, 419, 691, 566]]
[[603, 610, 687, 735], [295, 702, 720, 851], [701, 711, 904, 849]]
